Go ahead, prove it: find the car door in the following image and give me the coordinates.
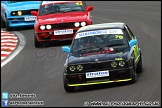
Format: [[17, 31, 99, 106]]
[[124, 25, 140, 64]]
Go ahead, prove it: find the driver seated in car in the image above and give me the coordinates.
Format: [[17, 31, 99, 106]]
[[78, 37, 91, 48]]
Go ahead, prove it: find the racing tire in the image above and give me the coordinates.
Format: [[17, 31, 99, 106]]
[[63, 75, 75, 92], [136, 55, 143, 73], [130, 64, 137, 83], [5, 16, 12, 31], [34, 34, 42, 48], [1, 17, 5, 28]]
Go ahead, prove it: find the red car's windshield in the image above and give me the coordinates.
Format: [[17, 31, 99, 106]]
[[39, 1, 86, 16], [9, 1, 30, 3]]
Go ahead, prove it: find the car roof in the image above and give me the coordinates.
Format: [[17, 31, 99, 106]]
[[77, 22, 125, 33]]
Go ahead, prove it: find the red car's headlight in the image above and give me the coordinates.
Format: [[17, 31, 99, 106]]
[[46, 25, 52, 30], [40, 25, 45, 30], [81, 22, 86, 27], [74, 22, 80, 27]]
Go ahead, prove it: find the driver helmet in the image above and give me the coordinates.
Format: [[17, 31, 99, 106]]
[[79, 37, 90, 47]]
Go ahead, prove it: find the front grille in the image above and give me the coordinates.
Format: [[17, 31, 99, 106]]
[[91, 62, 103, 71], [51, 22, 75, 29], [67, 61, 128, 73], [39, 22, 76, 30], [11, 9, 38, 16], [41, 36, 51, 41]]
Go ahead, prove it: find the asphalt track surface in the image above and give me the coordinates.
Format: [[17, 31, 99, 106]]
[[1, 1, 161, 107]]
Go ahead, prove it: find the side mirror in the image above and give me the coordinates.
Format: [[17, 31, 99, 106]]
[[62, 46, 70, 53], [86, 6, 93, 12], [129, 39, 138, 47], [31, 11, 38, 16]]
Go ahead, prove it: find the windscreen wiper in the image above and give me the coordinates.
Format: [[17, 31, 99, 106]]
[[43, 11, 57, 15], [73, 46, 97, 53], [104, 43, 125, 47]]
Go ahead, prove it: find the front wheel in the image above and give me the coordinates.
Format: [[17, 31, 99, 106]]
[[130, 59, 137, 83], [34, 34, 43, 48], [63, 75, 75, 92], [130, 67, 137, 83], [1, 17, 5, 28], [136, 55, 143, 73], [5, 18, 12, 31]]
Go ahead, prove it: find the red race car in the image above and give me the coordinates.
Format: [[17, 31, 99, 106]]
[[31, 1, 94, 48]]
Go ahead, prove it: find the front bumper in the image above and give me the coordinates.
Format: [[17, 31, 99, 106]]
[[7, 16, 35, 27], [64, 67, 133, 86], [35, 28, 79, 42]]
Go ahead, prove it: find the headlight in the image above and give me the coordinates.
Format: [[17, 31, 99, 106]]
[[77, 65, 83, 71], [17, 11, 22, 16], [119, 61, 125, 67], [69, 66, 76, 71], [46, 25, 52, 29], [13, 12, 16, 15], [40, 25, 45, 30], [81, 22, 86, 27], [74, 22, 80, 27], [111, 61, 117, 68], [11, 11, 16, 16]]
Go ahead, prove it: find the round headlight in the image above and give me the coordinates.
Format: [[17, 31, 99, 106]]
[[77, 65, 83, 71], [69, 66, 76, 71], [40, 25, 45, 30], [111, 61, 117, 68], [17, 11, 22, 16], [12, 12, 16, 15], [119, 61, 125, 67], [74, 22, 80, 27], [46, 25, 52, 29], [81, 22, 86, 27]]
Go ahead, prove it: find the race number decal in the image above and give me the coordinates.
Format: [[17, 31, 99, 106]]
[[76, 2, 82, 5], [115, 35, 123, 39]]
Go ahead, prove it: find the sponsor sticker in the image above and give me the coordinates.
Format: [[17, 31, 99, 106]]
[[42, 1, 64, 5], [86, 70, 109, 78], [24, 16, 36, 21], [76, 1, 83, 5], [54, 29, 73, 35], [75, 29, 123, 39], [42, 1, 78, 5]]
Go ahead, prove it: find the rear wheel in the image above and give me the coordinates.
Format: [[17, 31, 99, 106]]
[[63, 74, 75, 92], [136, 55, 143, 73], [34, 34, 42, 48], [1, 17, 5, 28], [5, 16, 12, 31]]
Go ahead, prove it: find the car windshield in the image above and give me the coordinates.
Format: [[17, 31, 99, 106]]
[[9, 1, 30, 3], [39, 1, 86, 16], [70, 30, 128, 53]]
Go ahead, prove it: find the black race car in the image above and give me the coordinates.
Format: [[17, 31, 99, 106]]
[[62, 22, 143, 92]]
